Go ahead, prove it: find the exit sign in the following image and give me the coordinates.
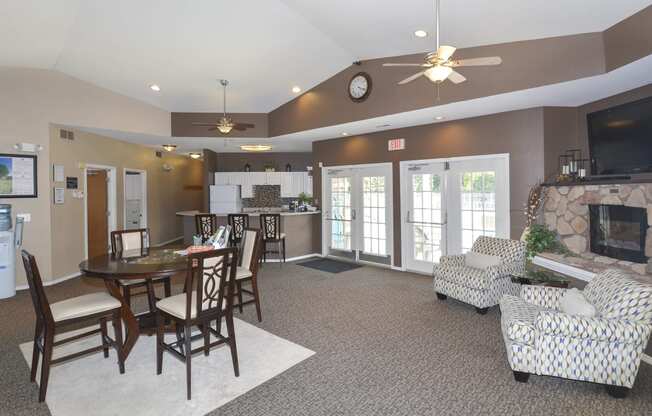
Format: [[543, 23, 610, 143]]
[[388, 138, 405, 151]]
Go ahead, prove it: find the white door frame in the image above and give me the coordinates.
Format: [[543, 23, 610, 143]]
[[123, 168, 148, 230], [321, 162, 394, 266], [83, 164, 117, 258], [400, 153, 510, 273]]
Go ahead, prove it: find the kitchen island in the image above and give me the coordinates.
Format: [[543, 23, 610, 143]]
[[176, 210, 321, 261]]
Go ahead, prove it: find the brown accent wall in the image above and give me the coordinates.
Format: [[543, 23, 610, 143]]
[[213, 152, 313, 172], [543, 107, 581, 181], [171, 112, 268, 137], [270, 33, 604, 137], [312, 108, 546, 267], [202, 149, 218, 211], [49, 128, 203, 278], [604, 5, 652, 71]]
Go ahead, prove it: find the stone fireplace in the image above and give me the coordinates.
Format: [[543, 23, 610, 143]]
[[543, 183, 652, 275]]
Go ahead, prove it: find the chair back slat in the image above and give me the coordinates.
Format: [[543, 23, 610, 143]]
[[185, 247, 238, 321], [195, 214, 217, 243], [239, 228, 262, 270], [21, 250, 54, 324], [110, 229, 148, 254], [260, 214, 281, 240], [228, 214, 249, 244]]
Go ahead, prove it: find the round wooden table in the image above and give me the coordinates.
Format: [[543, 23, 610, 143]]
[[79, 248, 188, 358]]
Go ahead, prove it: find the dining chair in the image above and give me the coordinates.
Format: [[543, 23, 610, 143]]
[[22, 250, 125, 402], [195, 213, 217, 243], [111, 229, 172, 310], [233, 228, 263, 321], [259, 213, 286, 265], [227, 213, 249, 247], [156, 247, 239, 400]]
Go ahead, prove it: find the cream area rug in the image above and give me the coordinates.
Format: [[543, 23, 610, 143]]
[[20, 319, 315, 416]]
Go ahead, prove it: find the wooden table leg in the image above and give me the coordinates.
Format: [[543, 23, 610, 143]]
[[104, 280, 140, 359]]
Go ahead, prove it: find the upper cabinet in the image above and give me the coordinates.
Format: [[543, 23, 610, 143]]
[[214, 171, 313, 199]]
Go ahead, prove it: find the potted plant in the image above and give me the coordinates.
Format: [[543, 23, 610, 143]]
[[297, 192, 313, 207], [524, 224, 571, 260]]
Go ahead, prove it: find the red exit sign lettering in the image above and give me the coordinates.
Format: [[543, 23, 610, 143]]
[[388, 138, 405, 151]]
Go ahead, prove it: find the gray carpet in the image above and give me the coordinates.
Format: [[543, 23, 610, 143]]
[[1, 263, 652, 415]]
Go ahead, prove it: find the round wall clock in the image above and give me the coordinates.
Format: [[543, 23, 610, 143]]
[[348, 72, 372, 102]]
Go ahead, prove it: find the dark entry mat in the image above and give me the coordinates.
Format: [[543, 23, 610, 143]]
[[297, 258, 362, 273]]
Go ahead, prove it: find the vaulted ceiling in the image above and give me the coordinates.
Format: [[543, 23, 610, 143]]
[[2, 0, 651, 113]]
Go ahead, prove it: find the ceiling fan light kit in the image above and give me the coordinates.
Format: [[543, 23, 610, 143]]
[[191, 79, 255, 135], [424, 65, 452, 83], [240, 144, 272, 152]]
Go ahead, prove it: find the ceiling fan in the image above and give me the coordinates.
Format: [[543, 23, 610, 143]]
[[192, 79, 254, 134], [383, 0, 502, 85]]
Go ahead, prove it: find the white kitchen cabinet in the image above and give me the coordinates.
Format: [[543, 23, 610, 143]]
[[280, 173, 294, 197], [214, 172, 229, 185], [241, 174, 254, 198], [266, 172, 282, 185]]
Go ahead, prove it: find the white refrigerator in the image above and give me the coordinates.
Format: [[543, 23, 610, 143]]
[[210, 185, 242, 215]]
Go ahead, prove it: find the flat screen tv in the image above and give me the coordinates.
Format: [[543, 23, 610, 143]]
[[587, 96, 652, 175]]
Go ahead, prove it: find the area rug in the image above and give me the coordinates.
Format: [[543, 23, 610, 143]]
[[298, 258, 362, 273], [19, 319, 314, 416]]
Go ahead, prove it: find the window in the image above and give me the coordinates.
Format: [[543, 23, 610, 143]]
[[330, 177, 352, 250], [461, 171, 496, 252], [362, 176, 387, 255], [411, 173, 442, 262]]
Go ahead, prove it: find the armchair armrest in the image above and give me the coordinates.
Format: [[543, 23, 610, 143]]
[[438, 254, 465, 267], [535, 310, 652, 344], [485, 260, 524, 281], [520, 285, 568, 310]]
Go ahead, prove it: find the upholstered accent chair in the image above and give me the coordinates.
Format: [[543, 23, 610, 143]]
[[433, 236, 526, 314], [500, 269, 652, 398]]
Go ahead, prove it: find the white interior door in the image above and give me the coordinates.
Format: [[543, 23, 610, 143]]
[[124, 170, 146, 230], [322, 164, 393, 265], [401, 163, 447, 273], [401, 154, 509, 274]]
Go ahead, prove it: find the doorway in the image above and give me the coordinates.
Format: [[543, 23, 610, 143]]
[[321, 163, 393, 266], [124, 169, 147, 230], [400, 154, 509, 274], [85, 165, 117, 258]]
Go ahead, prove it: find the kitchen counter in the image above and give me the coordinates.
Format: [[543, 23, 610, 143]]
[[176, 210, 320, 260]]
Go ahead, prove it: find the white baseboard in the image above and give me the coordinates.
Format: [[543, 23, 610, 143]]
[[15, 271, 82, 291], [263, 253, 321, 263], [153, 236, 183, 247]]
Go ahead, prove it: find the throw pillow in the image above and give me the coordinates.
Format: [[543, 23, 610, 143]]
[[464, 252, 501, 270], [559, 288, 597, 317]]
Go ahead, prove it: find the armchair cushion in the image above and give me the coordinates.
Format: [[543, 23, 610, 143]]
[[584, 269, 652, 323], [536, 310, 651, 344], [464, 252, 501, 269]]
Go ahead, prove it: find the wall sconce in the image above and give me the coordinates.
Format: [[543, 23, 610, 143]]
[[244, 164, 251, 172], [13, 143, 43, 153], [162, 163, 173, 172], [162, 144, 177, 152], [189, 152, 202, 159]]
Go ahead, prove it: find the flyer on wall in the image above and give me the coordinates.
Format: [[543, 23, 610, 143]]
[[0, 154, 37, 198]]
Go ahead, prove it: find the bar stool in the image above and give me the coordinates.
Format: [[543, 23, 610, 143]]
[[259, 213, 286, 265], [195, 213, 217, 243], [227, 213, 249, 247]]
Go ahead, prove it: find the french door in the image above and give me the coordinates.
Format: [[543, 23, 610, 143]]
[[401, 154, 509, 274], [322, 164, 393, 265]]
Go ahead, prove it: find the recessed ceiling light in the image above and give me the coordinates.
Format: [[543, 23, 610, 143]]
[[292, 86, 301, 93], [341, 132, 349, 136], [434, 116, 445, 121], [240, 144, 272, 152], [414, 30, 428, 38], [189, 152, 202, 159], [149, 84, 161, 92], [162, 144, 177, 152]]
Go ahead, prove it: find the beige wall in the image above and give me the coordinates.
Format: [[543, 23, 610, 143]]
[[49, 128, 203, 278], [0, 68, 170, 285]]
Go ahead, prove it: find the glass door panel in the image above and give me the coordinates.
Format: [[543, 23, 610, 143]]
[[328, 175, 353, 252]]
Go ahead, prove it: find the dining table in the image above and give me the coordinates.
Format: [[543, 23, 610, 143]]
[[79, 247, 188, 358]]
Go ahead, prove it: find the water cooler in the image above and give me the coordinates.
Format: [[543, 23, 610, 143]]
[[0, 204, 24, 299]]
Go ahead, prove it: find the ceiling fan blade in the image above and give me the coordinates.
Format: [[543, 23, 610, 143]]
[[232, 123, 255, 131], [192, 122, 218, 126], [383, 63, 430, 67], [436, 45, 456, 61], [207, 127, 218, 131], [398, 71, 426, 85], [452, 56, 502, 67], [447, 70, 466, 84]]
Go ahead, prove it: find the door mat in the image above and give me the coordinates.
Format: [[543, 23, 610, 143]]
[[298, 258, 362, 273]]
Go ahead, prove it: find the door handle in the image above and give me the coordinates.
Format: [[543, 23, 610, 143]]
[[351, 209, 356, 220]]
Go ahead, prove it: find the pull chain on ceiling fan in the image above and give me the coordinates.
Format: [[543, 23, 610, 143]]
[[383, 0, 502, 85], [192, 79, 255, 135]]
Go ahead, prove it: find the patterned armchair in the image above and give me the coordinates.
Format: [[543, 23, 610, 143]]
[[500, 269, 652, 398], [433, 236, 526, 314]]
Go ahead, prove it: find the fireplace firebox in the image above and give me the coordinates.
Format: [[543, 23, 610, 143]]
[[589, 204, 648, 263]]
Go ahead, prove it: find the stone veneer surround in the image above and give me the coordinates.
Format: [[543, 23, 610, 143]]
[[543, 183, 652, 275]]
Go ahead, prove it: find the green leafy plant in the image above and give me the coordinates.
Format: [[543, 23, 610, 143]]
[[524, 223, 571, 259], [297, 192, 313, 206]]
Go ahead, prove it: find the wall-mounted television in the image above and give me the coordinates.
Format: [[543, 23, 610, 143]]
[[0, 154, 38, 198], [588, 96, 652, 176]]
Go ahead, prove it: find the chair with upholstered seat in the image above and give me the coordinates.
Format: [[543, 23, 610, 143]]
[[112, 229, 172, 309], [156, 247, 239, 400], [233, 228, 263, 321], [259, 213, 286, 264], [22, 250, 125, 402], [227, 213, 249, 247]]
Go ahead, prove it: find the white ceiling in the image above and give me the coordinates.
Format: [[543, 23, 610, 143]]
[[74, 53, 652, 155], [2, 0, 650, 113]]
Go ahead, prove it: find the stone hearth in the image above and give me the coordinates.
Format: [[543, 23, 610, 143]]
[[543, 183, 652, 275]]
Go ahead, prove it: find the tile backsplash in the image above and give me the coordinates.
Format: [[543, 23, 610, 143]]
[[242, 185, 294, 208]]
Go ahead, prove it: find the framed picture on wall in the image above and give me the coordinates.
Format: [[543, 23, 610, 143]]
[[0, 153, 38, 198]]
